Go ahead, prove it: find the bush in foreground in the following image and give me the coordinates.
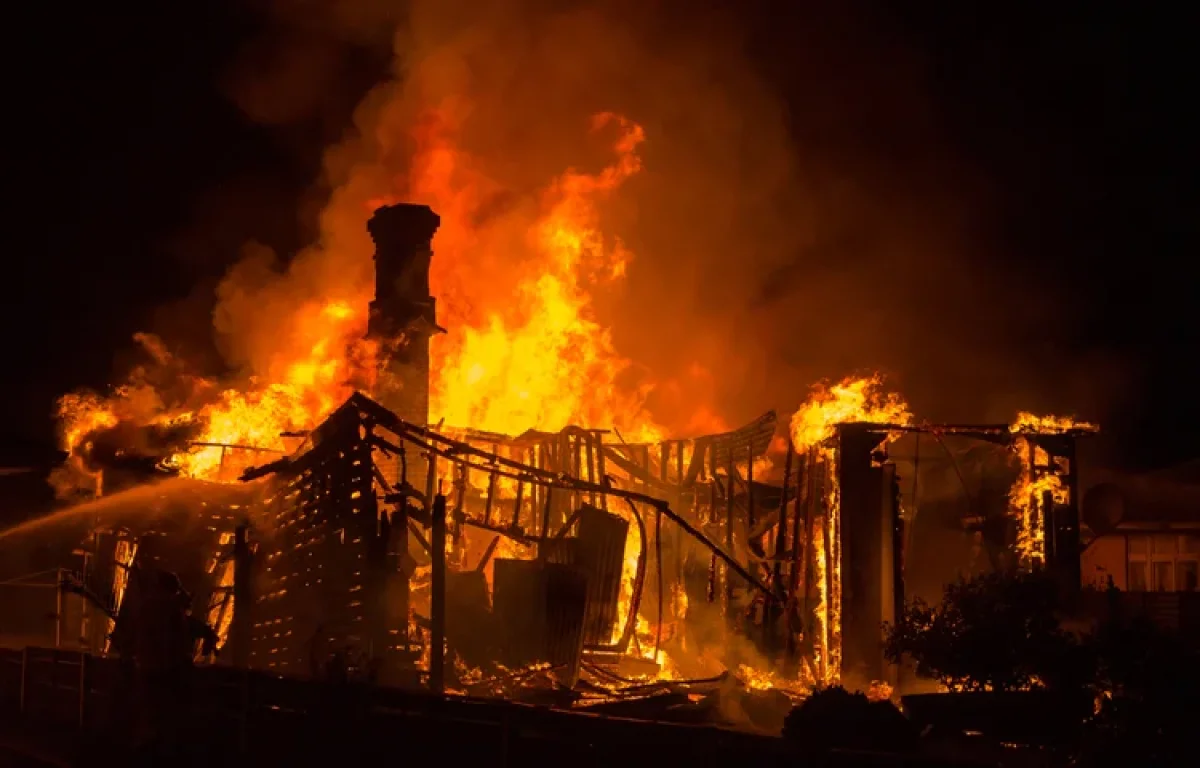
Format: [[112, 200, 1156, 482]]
[[782, 686, 918, 754]]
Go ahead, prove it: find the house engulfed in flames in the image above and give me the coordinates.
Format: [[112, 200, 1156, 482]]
[[50, 202, 1097, 721]]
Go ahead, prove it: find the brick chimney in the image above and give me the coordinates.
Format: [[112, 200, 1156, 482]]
[[366, 203, 444, 428]]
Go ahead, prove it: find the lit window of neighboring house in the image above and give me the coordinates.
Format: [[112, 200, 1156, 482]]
[[1127, 534, 1200, 592]]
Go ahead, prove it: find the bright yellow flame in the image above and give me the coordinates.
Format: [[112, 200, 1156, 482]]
[[421, 113, 662, 442], [789, 374, 912, 450], [738, 664, 811, 697], [55, 300, 376, 485], [1006, 412, 1093, 567], [205, 531, 237, 651], [789, 374, 911, 684], [55, 114, 665, 491], [1010, 411, 1097, 435], [104, 538, 138, 651]]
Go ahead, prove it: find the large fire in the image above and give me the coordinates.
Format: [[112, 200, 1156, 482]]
[[789, 374, 913, 683], [53, 110, 676, 685], [46, 98, 1097, 704], [56, 110, 661, 486], [1007, 411, 1098, 566], [419, 112, 662, 442]]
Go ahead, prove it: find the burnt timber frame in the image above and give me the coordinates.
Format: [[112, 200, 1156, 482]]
[[241, 392, 785, 685], [829, 421, 1094, 682]]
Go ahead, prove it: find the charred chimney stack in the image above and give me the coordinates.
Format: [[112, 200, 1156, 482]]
[[366, 203, 444, 428]]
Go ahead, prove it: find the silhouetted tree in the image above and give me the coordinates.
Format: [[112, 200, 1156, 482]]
[[884, 569, 1092, 692], [782, 686, 918, 754], [1080, 613, 1200, 767]]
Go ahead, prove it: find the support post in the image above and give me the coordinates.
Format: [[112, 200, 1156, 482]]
[[596, 433, 608, 511], [230, 524, 252, 668], [802, 451, 817, 641], [585, 435, 597, 508], [892, 469, 905, 635], [1061, 437, 1083, 602], [707, 445, 718, 604], [747, 442, 756, 530], [484, 446, 498, 526], [55, 569, 64, 648], [78, 652, 87, 727], [394, 502, 411, 648], [430, 492, 447, 694], [772, 444, 794, 654], [725, 452, 735, 624], [19, 647, 27, 715]]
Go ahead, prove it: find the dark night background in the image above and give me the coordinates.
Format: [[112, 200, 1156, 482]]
[[1, 2, 1196, 514]]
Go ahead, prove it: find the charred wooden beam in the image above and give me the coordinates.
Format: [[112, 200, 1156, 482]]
[[430, 493, 447, 694], [474, 536, 501, 573]]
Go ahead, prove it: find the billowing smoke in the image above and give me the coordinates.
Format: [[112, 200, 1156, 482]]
[[200, 0, 1124, 441]]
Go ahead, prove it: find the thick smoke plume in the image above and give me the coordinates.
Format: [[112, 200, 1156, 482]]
[[207, 0, 1121, 440]]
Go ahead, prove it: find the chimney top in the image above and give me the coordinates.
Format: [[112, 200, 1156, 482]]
[[367, 204, 441, 246]]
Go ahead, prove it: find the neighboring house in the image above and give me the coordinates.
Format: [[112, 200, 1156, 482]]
[[1079, 463, 1200, 640], [1081, 465, 1200, 592]]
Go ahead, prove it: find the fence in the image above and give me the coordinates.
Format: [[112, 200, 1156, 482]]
[[0, 647, 795, 767], [1079, 590, 1200, 645]]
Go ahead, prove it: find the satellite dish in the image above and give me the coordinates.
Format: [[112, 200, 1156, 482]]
[[1082, 483, 1126, 536]]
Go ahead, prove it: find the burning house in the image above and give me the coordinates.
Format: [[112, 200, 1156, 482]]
[[24, 200, 1100, 726]]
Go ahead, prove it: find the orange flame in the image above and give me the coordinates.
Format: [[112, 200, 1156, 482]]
[[417, 111, 661, 440], [1009, 411, 1098, 435], [789, 374, 912, 450], [55, 112, 667, 485], [789, 374, 911, 684], [1006, 412, 1095, 567], [55, 299, 376, 485]]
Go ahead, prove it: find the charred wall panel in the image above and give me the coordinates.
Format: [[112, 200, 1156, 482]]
[[77, 487, 250, 654], [545, 565, 588, 687], [493, 559, 587, 685], [575, 506, 628, 646], [445, 570, 493, 669], [538, 506, 627, 647], [249, 406, 387, 678]]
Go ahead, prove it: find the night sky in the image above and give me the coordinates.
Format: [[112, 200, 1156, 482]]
[[2, 2, 1196, 476]]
